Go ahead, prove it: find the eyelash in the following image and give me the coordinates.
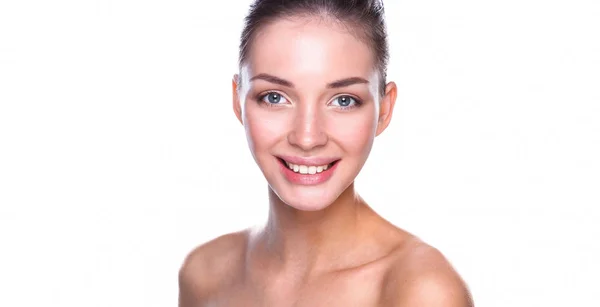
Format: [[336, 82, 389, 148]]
[[256, 91, 363, 110], [331, 95, 363, 110], [256, 91, 288, 108]]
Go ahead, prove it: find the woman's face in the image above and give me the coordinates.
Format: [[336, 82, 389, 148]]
[[233, 17, 396, 211]]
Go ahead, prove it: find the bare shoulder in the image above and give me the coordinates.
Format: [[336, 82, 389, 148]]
[[178, 229, 250, 307], [381, 237, 473, 307]]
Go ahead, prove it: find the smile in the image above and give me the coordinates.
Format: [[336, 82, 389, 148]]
[[278, 159, 337, 174], [276, 157, 340, 185]]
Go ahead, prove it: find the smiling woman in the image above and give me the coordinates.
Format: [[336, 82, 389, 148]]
[[179, 0, 473, 306]]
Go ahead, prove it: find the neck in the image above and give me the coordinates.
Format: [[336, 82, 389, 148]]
[[257, 182, 370, 276]]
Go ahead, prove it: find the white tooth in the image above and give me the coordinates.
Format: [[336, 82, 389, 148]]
[[293, 164, 299, 172], [316, 166, 324, 173], [286, 161, 292, 169], [299, 165, 308, 174], [324, 164, 329, 170], [308, 166, 317, 174]]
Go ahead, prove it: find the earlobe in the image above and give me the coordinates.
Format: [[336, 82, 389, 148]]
[[232, 74, 244, 125], [376, 82, 397, 136]]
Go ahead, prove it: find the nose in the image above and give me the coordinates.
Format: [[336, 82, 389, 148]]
[[287, 104, 328, 151]]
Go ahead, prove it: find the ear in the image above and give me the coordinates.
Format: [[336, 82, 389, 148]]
[[376, 81, 397, 136], [232, 74, 243, 125]]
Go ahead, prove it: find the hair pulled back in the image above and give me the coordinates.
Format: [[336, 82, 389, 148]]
[[239, 0, 389, 95]]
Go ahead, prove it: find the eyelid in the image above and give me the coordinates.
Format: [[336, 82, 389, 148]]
[[256, 90, 363, 109], [258, 90, 292, 104], [328, 94, 362, 105]]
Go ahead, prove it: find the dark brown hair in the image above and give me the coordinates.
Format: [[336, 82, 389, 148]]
[[239, 0, 389, 95]]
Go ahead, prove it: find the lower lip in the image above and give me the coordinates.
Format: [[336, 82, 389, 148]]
[[278, 159, 339, 186]]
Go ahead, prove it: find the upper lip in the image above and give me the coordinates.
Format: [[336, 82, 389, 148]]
[[277, 155, 340, 166]]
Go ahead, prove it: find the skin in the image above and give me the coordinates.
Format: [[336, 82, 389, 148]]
[[179, 16, 473, 307]]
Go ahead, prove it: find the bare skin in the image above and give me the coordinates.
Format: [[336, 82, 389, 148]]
[[180, 16, 473, 306], [179, 190, 472, 306]]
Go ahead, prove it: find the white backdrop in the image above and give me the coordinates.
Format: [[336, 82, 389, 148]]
[[1, 0, 599, 306]]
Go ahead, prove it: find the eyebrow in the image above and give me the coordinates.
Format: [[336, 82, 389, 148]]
[[249, 73, 369, 89]]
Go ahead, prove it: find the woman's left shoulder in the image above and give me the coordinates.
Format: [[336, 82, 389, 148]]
[[381, 237, 474, 306]]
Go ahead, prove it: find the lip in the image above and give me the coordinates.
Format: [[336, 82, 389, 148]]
[[277, 155, 340, 166], [277, 157, 340, 186]]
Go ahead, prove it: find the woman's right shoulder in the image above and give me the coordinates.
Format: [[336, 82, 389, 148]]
[[178, 229, 251, 306], [182, 229, 250, 266]]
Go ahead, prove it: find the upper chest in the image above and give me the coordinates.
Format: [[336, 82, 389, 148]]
[[211, 263, 391, 307]]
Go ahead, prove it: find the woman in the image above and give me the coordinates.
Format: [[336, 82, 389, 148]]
[[179, 0, 473, 306]]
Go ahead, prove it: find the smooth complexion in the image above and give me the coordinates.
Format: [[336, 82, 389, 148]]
[[179, 15, 472, 307], [234, 18, 393, 212]]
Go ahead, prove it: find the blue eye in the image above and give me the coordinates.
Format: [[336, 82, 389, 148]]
[[261, 92, 288, 104], [331, 95, 361, 108]]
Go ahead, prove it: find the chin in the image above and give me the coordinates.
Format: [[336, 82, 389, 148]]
[[262, 156, 357, 211], [285, 195, 336, 212], [269, 184, 342, 211]]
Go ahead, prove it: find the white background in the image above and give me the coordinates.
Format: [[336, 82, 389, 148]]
[[1, 0, 599, 306]]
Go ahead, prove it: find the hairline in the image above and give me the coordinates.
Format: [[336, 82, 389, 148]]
[[238, 13, 387, 95]]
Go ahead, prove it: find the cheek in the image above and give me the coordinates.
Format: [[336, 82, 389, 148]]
[[244, 106, 288, 153], [327, 110, 378, 155]]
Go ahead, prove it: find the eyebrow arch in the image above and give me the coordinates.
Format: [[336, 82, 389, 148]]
[[249, 73, 369, 89], [250, 73, 294, 88], [327, 77, 369, 89]]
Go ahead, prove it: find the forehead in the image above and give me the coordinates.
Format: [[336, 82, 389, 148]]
[[245, 16, 376, 83]]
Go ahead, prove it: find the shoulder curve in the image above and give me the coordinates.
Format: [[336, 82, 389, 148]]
[[382, 238, 473, 306], [178, 229, 250, 306], [180, 229, 250, 268]]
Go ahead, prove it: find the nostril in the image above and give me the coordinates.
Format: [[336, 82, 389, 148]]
[[287, 130, 328, 150]]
